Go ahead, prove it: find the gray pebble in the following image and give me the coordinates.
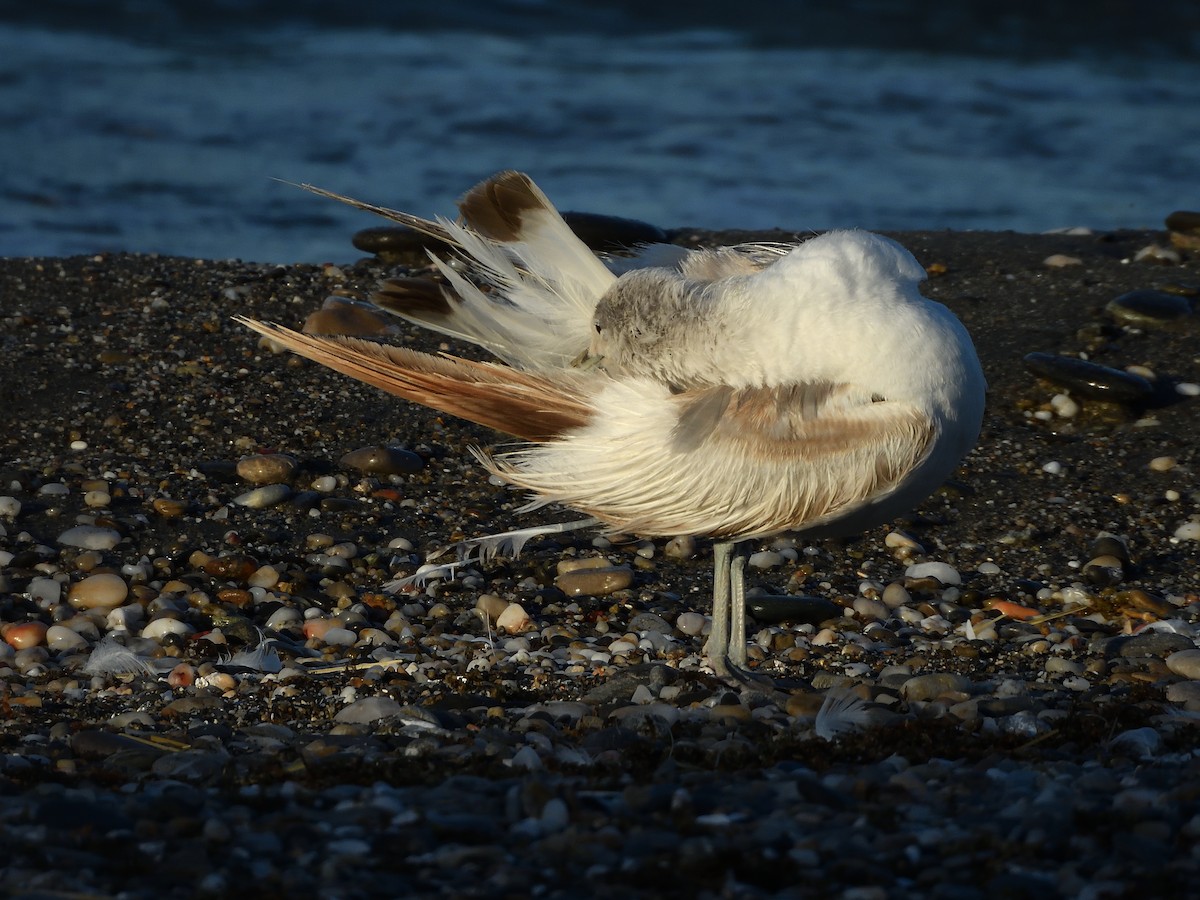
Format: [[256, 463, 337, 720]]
[[1116, 632, 1194, 659]]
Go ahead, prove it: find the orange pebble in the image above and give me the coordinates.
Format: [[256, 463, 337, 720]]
[[3, 621, 48, 649], [988, 600, 1040, 620], [303, 618, 338, 640]]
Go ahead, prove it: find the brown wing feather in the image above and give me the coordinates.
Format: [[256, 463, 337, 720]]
[[236, 317, 593, 442], [456, 170, 554, 242]]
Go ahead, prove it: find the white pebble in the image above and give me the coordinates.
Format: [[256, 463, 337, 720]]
[[748, 550, 785, 569], [58, 525, 121, 550], [69, 440, 88, 451], [1041, 461, 1063, 475], [106, 605, 144, 631], [904, 561, 961, 586], [1173, 521, 1200, 542], [852, 596, 889, 621], [45, 625, 88, 651], [977, 562, 1001, 576], [1049, 394, 1079, 418], [39, 482, 69, 496], [311, 475, 338, 492], [27, 576, 61, 605], [232, 484, 291, 509], [497, 602, 534, 633], [676, 612, 706, 636], [1149, 456, 1177, 472], [0, 496, 20, 518], [141, 617, 194, 640], [266, 607, 303, 629], [83, 490, 111, 508], [1176, 382, 1200, 397]]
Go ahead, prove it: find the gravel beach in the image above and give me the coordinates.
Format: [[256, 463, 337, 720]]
[[2, 222, 1199, 898]]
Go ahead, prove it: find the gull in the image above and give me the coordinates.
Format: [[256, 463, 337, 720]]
[[237, 171, 986, 680]]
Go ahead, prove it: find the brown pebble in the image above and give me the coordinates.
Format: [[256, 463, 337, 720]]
[[216, 588, 254, 608], [709, 703, 752, 723], [475, 594, 509, 625], [1115, 589, 1173, 618], [236, 453, 297, 485], [339, 446, 424, 476], [556, 556, 614, 575], [555, 566, 634, 597], [303, 301, 392, 336], [67, 573, 129, 610], [151, 497, 186, 518], [203, 555, 259, 582]]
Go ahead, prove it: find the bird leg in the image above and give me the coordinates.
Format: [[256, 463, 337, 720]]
[[705, 539, 757, 681]]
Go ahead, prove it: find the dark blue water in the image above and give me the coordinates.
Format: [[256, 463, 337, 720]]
[[1, 1, 1197, 262]]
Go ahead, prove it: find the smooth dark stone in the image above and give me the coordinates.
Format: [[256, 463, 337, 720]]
[[747, 595, 843, 625], [1114, 632, 1194, 659], [1165, 210, 1200, 234], [560, 211, 668, 251], [1023, 352, 1153, 403], [1106, 290, 1192, 327], [352, 225, 449, 259], [340, 445, 424, 475], [1091, 535, 1131, 565], [352, 212, 668, 260]]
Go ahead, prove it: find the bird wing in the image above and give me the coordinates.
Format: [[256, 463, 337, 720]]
[[483, 378, 937, 539], [236, 318, 594, 442]]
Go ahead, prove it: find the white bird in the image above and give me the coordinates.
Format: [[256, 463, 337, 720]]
[[237, 171, 985, 680]]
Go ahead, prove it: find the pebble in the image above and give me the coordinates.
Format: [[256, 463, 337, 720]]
[[237, 453, 297, 484], [904, 561, 961, 585], [748, 550, 785, 568], [141, 618, 193, 640], [3, 622, 48, 649], [496, 603, 534, 633], [44, 625, 87, 651], [302, 300, 392, 336], [334, 697, 404, 724], [1166, 650, 1200, 680], [57, 525, 121, 550], [1174, 520, 1200, 541], [1106, 290, 1192, 327], [1023, 352, 1154, 403], [339, 446, 424, 475], [67, 573, 128, 610], [555, 566, 633, 597], [1043, 254, 1082, 267], [232, 484, 292, 509], [676, 612, 706, 636], [747, 595, 842, 625], [902, 673, 971, 701], [352, 225, 452, 260], [663, 535, 697, 559], [0, 496, 20, 518], [558, 211, 669, 251]]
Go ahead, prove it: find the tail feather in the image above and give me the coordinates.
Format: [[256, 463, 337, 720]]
[[236, 317, 594, 442]]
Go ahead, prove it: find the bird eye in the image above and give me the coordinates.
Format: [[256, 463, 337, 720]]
[[594, 322, 602, 333]]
